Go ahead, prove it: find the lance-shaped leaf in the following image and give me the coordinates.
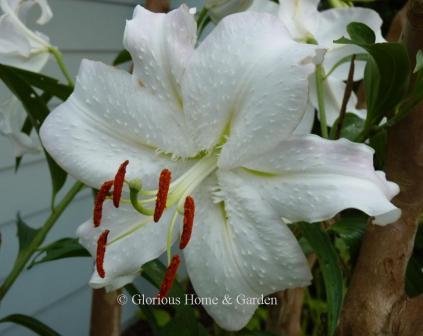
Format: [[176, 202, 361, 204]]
[[16, 214, 41, 260], [0, 64, 72, 101], [28, 238, 90, 269], [299, 222, 343, 336], [0, 64, 67, 201], [0, 314, 60, 336], [335, 22, 410, 126]]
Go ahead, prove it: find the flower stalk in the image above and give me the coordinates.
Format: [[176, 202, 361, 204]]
[[315, 65, 329, 138], [0, 181, 84, 300], [49, 47, 75, 87]]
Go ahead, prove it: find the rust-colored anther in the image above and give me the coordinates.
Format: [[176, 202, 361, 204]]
[[96, 230, 110, 278], [179, 196, 195, 249], [157, 255, 181, 299], [113, 160, 129, 208], [154, 169, 172, 222], [93, 180, 114, 227]]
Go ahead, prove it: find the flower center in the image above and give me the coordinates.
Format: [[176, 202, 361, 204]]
[[93, 151, 219, 287]]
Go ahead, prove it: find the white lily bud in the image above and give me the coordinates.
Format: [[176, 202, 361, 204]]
[[205, 0, 253, 22]]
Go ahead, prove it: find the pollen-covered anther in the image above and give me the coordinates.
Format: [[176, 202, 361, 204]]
[[113, 160, 129, 208], [96, 229, 110, 278], [154, 169, 172, 222], [179, 196, 195, 249], [93, 180, 114, 227], [157, 255, 181, 299]]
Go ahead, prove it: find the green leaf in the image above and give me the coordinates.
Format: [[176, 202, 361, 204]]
[[347, 22, 376, 45], [46, 153, 68, 206], [330, 212, 368, 263], [405, 255, 423, 297], [405, 224, 423, 297], [16, 214, 41, 257], [112, 49, 131, 66], [0, 65, 68, 200], [125, 284, 160, 336], [299, 223, 343, 336], [335, 23, 410, 126], [414, 49, 423, 73], [28, 238, 90, 269], [0, 314, 60, 336], [369, 129, 387, 169], [141, 260, 208, 336], [0, 64, 72, 100], [330, 113, 365, 141]]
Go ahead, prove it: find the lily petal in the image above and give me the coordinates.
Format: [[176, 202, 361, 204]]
[[241, 135, 400, 225], [0, 95, 41, 157], [123, 5, 196, 108], [78, 202, 179, 291], [278, 0, 320, 41], [184, 175, 311, 331], [183, 12, 316, 167], [248, 0, 278, 15], [315, 7, 384, 49], [40, 60, 197, 188]]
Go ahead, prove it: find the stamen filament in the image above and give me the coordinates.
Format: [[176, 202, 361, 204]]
[[130, 186, 154, 216], [96, 230, 110, 278], [113, 160, 129, 208], [107, 217, 153, 246], [157, 255, 181, 299], [166, 209, 180, 264]]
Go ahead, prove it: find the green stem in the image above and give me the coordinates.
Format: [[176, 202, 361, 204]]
[[197, 7, 210, 37], [49, 47, 74, 87], [315, 65, 329, 139], [0, 181, 84, 300], [328, 0, 349, 7]]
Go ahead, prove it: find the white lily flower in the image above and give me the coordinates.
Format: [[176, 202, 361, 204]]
[[40, 6, 400, 331], [255, 0, 385, 126], [0, 0, 52, 157], [0, 0, 52, 71], [205, 0, 253, 22]]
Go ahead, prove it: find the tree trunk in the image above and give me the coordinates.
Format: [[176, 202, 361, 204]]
[[337, 1, 423, 335]]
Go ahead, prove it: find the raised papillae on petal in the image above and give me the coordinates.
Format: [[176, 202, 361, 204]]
[[113, 160, 129, 208], [237, 135, 401, 225], [182, 11, 318, 168], [154, 169, 172, 222], [179, 196, 195, 249], [123, 5, 196, 107], [93, 180, 114, 227], [157, 255, 181, 299], [96, 229, 110, 278]]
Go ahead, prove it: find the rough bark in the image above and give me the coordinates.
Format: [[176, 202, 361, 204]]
[[337, 1, 423, 335]]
